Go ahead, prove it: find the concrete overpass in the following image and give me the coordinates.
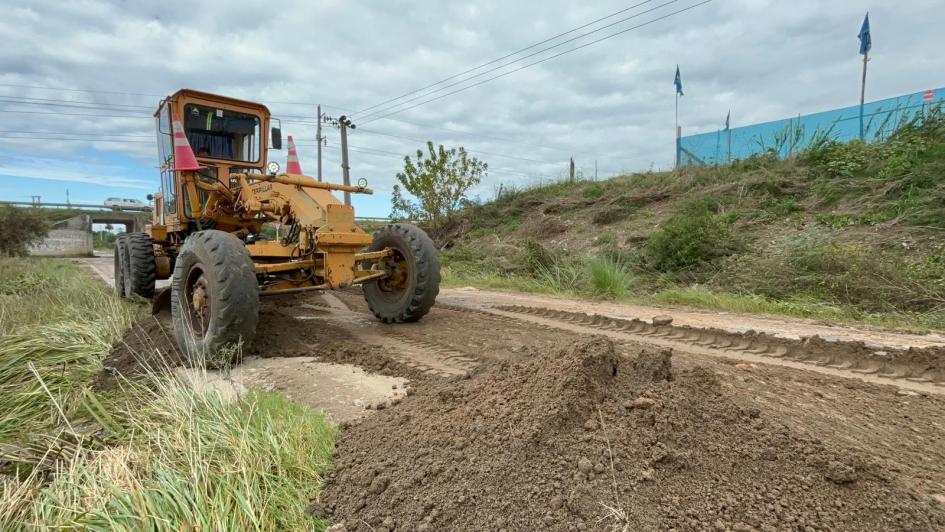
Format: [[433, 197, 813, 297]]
[[27, 212, 151, 257]]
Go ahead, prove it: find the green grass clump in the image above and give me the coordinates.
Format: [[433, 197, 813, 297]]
[[587, 256, 632, 298], [4, 378, 336, 530]]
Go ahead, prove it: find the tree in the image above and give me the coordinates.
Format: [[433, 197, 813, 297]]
[[0, 206, 49, 256], [390, 141, 487, 229]]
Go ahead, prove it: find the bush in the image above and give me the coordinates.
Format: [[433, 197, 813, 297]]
[[518, 238, 556, 274], [0, 207, 49, 256], [643, 195, 741, 274]]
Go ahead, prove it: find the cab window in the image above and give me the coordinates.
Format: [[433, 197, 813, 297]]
[[184, 104, 260, 162]]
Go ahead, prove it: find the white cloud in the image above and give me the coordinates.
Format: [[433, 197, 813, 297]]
[[0, 0, 942, 214]]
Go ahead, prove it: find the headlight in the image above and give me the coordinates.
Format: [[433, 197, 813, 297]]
[[267, 161, 280, 175]]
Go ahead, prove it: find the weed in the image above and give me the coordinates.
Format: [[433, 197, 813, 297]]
[[587, 257, 632, 299]]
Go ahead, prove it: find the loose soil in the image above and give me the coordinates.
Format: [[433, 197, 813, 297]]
[[85, 260, 945, 529], [320, 337, 945, 531]]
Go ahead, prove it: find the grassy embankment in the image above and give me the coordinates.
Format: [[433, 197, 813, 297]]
[[442, 109, 945, 330], [0, 258, 336, 530]]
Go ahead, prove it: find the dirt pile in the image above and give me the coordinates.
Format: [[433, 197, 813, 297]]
[[94, 315, 182, 388], [320, 337, 945, 531]]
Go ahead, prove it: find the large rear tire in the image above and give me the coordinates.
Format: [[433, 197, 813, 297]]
[[171, 230, 259, 368], [362, 223, 440, 323], [124, 232, 156, 299]]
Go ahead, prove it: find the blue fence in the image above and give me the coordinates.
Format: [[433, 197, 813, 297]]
[[678, 87, 944, 166]]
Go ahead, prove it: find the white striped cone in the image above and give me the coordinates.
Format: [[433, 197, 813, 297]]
[[286, 135, 303, 174], [170, 113, 206, 172]]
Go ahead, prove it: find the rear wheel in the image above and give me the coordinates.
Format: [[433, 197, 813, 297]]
[[362, 223, 440, 323], [171, 230, 259, 368], [123, 232, 156, 299], [114, 235, 128, 297]]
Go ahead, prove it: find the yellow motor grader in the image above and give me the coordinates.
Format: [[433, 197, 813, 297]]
[[114, 89, 439, 366]]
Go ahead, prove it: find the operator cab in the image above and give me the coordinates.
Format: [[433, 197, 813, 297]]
[[153, 89, 280, 228]]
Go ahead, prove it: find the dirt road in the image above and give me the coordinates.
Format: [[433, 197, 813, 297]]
[[81, 257, 945, 520]]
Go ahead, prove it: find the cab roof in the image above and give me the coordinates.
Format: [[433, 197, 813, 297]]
[[163, 89, 271, 117]]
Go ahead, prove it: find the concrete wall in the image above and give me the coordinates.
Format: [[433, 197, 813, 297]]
[[30, 228, 93, 257]]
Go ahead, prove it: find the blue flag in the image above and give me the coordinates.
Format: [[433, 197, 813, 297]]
[[674, 65, 683, 96], [858, 13, 871, 55], [724, 110, 730, 131]]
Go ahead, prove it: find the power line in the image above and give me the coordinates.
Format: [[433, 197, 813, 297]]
[[350, 0, 656, 117], [354, 0, 682, 122], [0, 95, 152, 110], [1, 86, 626, 165], [0, 130, 151, 137], [0, 109, 148, 119], [359, 0, 712, 124], [0, 135, 153, 143], [353, 127, 552, 164]]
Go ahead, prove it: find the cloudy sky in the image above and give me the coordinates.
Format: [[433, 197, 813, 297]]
[[0, 0, 942, 216]]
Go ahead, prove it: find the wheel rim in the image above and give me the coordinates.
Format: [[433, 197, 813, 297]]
[[183, 263, 211, 339], [375, 248, 411, 302]]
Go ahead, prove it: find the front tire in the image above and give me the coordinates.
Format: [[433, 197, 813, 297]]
[[171, 230, 259, 368], [362, 223, 440, 323]]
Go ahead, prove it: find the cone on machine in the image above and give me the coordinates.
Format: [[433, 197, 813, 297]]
[[286, 135, 303, 174], [170, 113, 206, 172]]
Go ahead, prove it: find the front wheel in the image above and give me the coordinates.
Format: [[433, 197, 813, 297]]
[[362, 223, 440, 323], [171, 230, 259, 368]]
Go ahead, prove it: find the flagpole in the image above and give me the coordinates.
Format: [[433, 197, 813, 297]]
[[859, 49, 868, 141]]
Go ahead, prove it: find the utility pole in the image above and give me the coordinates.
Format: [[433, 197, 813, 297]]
[[316, 104, 323, 182], [338, 115, 354, 206], [66, 189, 70, 207], [594, 160, 598, 180], [569, 157, 575, 183]]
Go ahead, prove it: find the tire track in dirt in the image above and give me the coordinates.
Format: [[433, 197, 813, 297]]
[[467, 304, 945, 395], [300, 294, 479, 378]]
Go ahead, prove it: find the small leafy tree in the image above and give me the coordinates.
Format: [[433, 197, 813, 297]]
[[0, 206, 49, 256], [391, 141, 487, 228]]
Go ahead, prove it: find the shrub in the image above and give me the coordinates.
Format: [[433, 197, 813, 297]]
[[644, 195, 741, 273], [518, 239, 556, 274], [0, 207, 49, 257]]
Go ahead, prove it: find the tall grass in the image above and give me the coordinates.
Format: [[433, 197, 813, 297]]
[[587, 256, 632, 298], [0, 259, 138, 443], [0, 258, 338, 530], [3, 375, 336, 530]]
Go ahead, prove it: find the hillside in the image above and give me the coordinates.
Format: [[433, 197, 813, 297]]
[[440, 109, 945, 330]]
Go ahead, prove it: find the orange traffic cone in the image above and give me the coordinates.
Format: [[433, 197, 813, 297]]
[[286, 135, 303, 174], [170, 113, 206, 172]]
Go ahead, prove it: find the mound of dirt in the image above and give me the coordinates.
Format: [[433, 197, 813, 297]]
[[94, 315, 182, 388], [319, 337, 945, 531]]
